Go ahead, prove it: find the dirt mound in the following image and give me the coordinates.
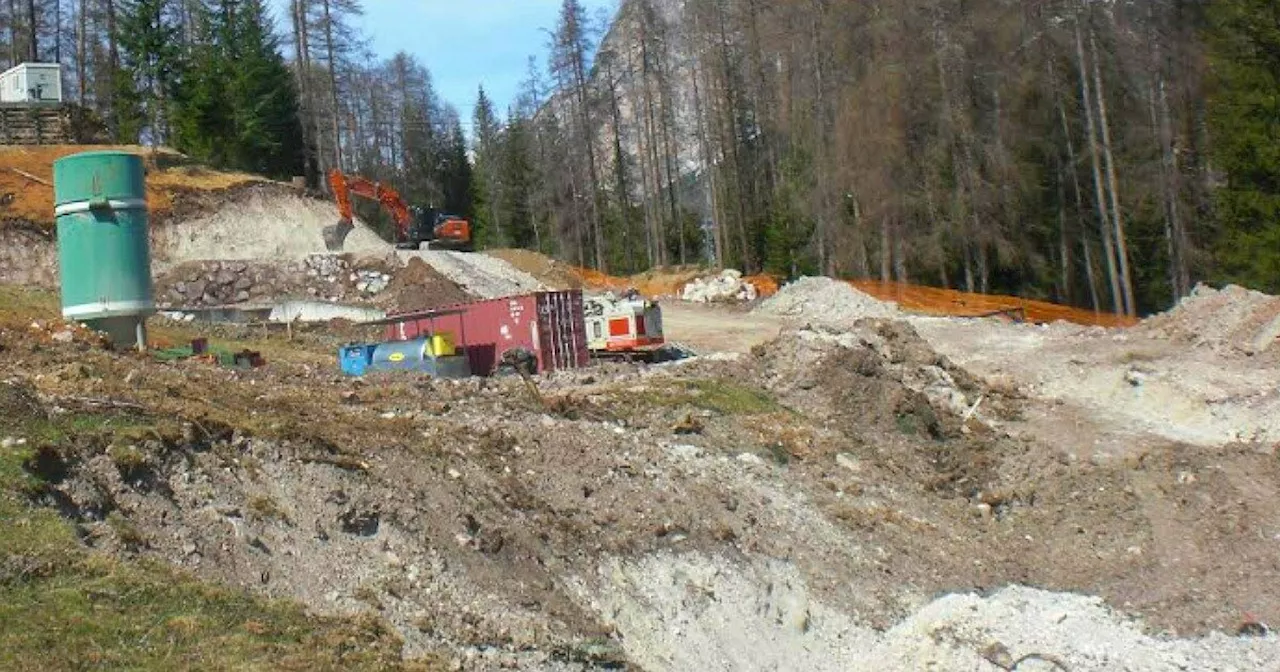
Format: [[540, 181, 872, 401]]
[[153, 183, 388, 266], [375, 257, 476, 313], [0, 224, 56, 286], [483, 249, 707, 298], [1140, 283, 1280, 358], [484, 249, 581, 289], [402, 250, 543, 299], [6, 281, 1280, 669], [1, 145, 261, 227], [588, 554, 1277, 672], [757, 276, 899, 323]]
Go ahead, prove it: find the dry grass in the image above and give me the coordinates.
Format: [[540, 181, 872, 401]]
[[0, 145, 263, 228]]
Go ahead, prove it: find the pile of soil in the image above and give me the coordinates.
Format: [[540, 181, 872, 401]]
[[152, 183, 388, 266], [0, 223, 56, 286], [401, 250, 543, 299], [484, 249, 581, 289], [6, 281, 1280, 670], [374, 256, 475, 313], [1139, 283, 1280, 358]]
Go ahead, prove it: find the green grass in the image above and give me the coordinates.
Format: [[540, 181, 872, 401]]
[[0, 410, 433, 671], [0, 285, 58, 329], [643, 379, 784, 416]]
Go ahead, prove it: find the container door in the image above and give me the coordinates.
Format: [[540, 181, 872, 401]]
[[535, 291, 587, 372]]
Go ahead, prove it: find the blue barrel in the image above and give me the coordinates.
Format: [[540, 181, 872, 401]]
[[53, 151, 153, 322], [339, 344, 378, 376]]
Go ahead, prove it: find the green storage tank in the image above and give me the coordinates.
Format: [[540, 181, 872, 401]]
[[53, 151, 153, 349]]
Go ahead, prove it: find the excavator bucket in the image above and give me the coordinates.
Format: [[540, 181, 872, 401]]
[[322, 220, 355, 252]]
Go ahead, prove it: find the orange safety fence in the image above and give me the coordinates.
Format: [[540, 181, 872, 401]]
[[849, 280, 1138, 328], [566, 264, 1130, 328], [743, 274, 781, 297]]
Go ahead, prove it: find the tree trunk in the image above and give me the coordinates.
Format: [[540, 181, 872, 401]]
[[1075, 19, 1122, 315], [606, 66, 632, 272], [1090, 30, 1135, 316], [1051, 53, 1097, 312], [8, 0, 16, 67], [1081, 235, 1101, 313], [879, 215, 891, 283], [25, 0, 36, 61], [850, 194, 868, 278], [321, 0, 343, 171], [1155, 75, 1189, 300], [1160, 76, 1190, 298], [76, 0, 86, 107], [566, 13, 604, 271], [291, 0, 317, 186], [638, 14, 666, 267], [1056, 163, 1072, 305], [691, 45, 722, 267]]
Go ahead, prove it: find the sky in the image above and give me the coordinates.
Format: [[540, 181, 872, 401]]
[[272, 0, 619, 120]]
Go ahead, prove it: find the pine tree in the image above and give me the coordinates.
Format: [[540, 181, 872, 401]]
[[114, 0, 180, 142], [437, 109, 473, 220], [500, 109, 537, 249], [472, 86, 502, 247], [225, 0, 304, 177], [1206, 0, 1280, 292], [170, 0, 302, 179], [171, 2, 230, 164]]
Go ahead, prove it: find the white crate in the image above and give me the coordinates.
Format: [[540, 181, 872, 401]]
[[0, 63, 63, 104]]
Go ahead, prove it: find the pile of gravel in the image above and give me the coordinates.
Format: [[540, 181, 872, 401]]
[[1139, 283, 1280, 357], [757, 277, 898, 324], [153, 185, 389, 266], [587, 553, 1280, 672], [401, 250, 545, 300]]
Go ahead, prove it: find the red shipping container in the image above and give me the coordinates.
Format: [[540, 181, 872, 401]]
[[386, 291, 589, 376]]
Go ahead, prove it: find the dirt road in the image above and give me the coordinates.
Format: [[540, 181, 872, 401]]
[[660, 301, 785, 353]]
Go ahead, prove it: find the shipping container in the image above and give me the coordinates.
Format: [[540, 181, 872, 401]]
[[0, 63, 63, 103], [386, 291, 589, 375]]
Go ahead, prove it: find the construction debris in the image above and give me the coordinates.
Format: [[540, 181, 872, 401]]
[[680, 269, 759, 303], [757, 276, 899, 323]]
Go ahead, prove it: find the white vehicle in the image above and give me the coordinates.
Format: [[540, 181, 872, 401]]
[[583, 292, 665, 358]]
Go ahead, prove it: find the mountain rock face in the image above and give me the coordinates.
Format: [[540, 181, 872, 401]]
[[555, 0, 708, 209]]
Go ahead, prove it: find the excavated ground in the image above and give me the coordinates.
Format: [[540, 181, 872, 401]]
[[1, 287, 1277, 670]]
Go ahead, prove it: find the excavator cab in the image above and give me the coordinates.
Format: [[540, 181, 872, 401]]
[[403, 206, 473, 252]]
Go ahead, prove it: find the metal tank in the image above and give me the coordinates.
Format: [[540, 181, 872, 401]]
[[368, 338, 470, 379], [53, 151, 154, 349]]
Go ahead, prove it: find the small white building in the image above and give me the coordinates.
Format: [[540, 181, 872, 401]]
[[0, 63, 63, 104]]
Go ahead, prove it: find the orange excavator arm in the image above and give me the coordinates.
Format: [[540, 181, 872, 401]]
[[328, 169, 412, 242]]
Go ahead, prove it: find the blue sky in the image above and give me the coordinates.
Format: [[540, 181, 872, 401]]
[[271, 0, 619, 119]]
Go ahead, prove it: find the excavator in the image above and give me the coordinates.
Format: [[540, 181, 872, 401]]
[[322, 170, 473, 252]]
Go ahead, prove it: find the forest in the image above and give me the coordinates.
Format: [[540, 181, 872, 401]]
[[1, 0, 1277, 315]]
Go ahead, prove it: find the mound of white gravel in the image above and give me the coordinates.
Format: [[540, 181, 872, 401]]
[[758, 276, 898, 324], [1140, 283, 1280, 357], [583, 553, 1279, 672], [400, 249, 544, 299], [152, 187, 389, 267]]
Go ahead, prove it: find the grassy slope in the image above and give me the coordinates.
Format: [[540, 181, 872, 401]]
[[0, 288, 436, 671], [0, 145, 263, 227]]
